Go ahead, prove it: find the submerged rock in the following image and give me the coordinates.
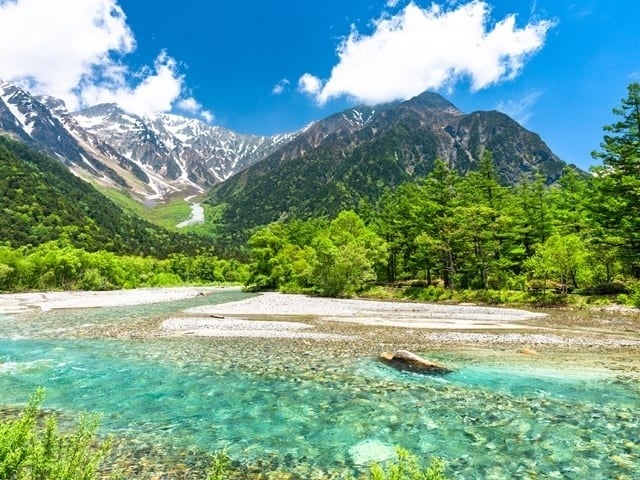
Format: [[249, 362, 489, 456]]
[[349, 439, 396, 466], [379, 350, 452, 374]]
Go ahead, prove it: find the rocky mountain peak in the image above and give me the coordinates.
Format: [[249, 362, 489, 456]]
[[406, 90, 463, 115]]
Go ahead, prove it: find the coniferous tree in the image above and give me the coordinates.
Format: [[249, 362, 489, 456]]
[[591, 82, 640, 275]]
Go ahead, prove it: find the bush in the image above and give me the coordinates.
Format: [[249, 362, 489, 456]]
[[590, 282, 629, 295], [207, 449, 232, 480], [149, 272, 183, 287], [0, 389, 111, 480], [369, 447, 447, 480]]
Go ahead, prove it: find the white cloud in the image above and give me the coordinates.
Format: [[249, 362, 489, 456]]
[[177, 97, 202, 113], [386, 0, 401, 8], [200, 110, 214, 123], [495, 90, 543, 125], [0, 0, 210, 119], [300, 1, 554, 105], [79, 51, 183, 116], [272, 78, 290, 95], [298, 73, 323, 95], [177, 96, 214, 123]]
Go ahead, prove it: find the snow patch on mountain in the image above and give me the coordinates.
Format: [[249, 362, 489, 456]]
[[0, 82, 36, 135]]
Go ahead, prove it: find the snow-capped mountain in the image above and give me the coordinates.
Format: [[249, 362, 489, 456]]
[[0, 81, 300, 200], [0, 81, 142, 190], [74, 104, 298, 189]]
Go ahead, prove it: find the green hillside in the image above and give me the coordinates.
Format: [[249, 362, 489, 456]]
[[206, 92, 568, 244], [0, 135, 205, 257]]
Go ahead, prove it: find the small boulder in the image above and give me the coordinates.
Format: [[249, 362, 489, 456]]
[[380, 350, 452, 374]]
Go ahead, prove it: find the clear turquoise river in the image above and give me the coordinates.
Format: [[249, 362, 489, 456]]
[[0, 291, 638, 479]]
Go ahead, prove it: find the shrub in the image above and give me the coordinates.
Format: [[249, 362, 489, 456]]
[[149, 272, 183, 287], [207, 449, 232, 480], [369, 447, 447, 480], [0, 389, 111, 480], [590, 282, 629, 295]]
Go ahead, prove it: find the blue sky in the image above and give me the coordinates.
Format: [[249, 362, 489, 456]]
[[0, 1, 638, 170]]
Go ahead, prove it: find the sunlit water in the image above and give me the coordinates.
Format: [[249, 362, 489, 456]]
[[0, 291, 638, 479]]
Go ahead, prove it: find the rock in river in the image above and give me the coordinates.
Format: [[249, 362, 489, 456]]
[[380, 350, 452, 374]]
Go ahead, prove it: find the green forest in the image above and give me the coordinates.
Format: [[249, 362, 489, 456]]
[[1, 83, 639, 304], [242, 83, 640, 303], [0, 135, 246, 289]]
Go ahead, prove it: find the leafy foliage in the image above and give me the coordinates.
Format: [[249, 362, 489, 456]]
[[591, 82, 640, 273], [207, 450, 232, 480], [0, 389, 111, 480], [0, 136, 207, 257], [0, 242, 248, 292], [245, 212, 385, 297], [369, 448, 447, 480]]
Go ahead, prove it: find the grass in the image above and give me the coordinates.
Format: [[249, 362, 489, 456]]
[[369, 448, 447, 480], [359, 284, 625, 309], [95, 187, 193, 230]]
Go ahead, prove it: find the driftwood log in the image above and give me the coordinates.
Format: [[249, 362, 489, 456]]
[[380, 350, 452, 374]]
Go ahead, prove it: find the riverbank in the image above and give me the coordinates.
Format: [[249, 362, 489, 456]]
[[180, 292, 546, 329], [0, 286, 230, 315], [2, 287, 639, 353], [159, 292, 640, 356]]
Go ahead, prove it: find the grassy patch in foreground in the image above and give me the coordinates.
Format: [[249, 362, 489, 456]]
[[0, 389, 111, 479]]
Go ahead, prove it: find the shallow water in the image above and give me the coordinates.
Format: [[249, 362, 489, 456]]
[[0, 291, 639, 479]]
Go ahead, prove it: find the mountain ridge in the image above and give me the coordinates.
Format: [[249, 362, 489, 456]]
[[206, 90, 568, 238], [0, 81, 301, 201], [1, 81, 569, 242]]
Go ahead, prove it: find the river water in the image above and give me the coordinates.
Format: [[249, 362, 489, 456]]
[[0, 291, 638, 479]]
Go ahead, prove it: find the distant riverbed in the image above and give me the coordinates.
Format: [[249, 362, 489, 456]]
[[176, 195, 205, 228]]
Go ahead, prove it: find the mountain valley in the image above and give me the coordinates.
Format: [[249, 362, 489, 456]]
[[1, 81, 570, 237]]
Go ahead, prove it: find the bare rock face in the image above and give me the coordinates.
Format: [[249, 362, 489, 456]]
[[380, 350, 452, 374]]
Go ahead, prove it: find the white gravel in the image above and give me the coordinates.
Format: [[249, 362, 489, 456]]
[[184, 292, 546, 329], [422, 332, 640, 347], [0, 287, 229, 314], [161, 317, 353, 340]]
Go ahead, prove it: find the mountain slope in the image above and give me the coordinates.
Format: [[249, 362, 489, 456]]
[[0, 136, 206, 256], [0, 81, 134, 188], [207, 91, 567, 236], [0, 81, 299, 202], [74, 104, 298, 192]]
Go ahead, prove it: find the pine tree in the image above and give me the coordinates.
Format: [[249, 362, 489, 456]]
[[591, 83, 640, 275]]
